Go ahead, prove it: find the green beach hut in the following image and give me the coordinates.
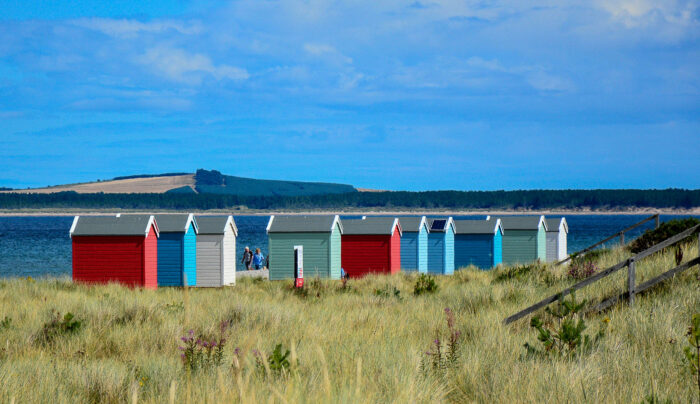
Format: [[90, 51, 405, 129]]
[[266, 215, 343, 280], [499, 216, 548, 266]]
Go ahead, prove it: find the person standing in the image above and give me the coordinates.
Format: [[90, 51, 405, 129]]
[[241, 246, 253, 270], [253, 248, 265, 270]]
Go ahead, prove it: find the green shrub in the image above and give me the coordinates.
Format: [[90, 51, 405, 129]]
[[683, 313, 700, 401], [523, 293, 605, 358], [255, 343, 294, 377], [414, 274, 439, 295], [628, 218, 699, 254], [421, 308, 462, 376], [0, 316, 11, 330], [374, 284, 401, 299], [34, 311, 82, 346], [494, 263, 540, 283]]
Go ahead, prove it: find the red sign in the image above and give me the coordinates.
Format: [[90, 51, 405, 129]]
[[295, 278, 304, 288]]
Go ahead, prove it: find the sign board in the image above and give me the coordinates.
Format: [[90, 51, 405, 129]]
[[294, 245, 303, 288]]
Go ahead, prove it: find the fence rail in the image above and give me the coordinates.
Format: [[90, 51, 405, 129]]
[[504, 222, 700, 325], [556, 214, 660, 266]]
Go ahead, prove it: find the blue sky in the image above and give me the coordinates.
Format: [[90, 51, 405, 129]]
[[0, 0, 698, 191]]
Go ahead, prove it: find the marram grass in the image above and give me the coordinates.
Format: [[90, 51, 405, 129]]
[[0, 242, 698, 403]]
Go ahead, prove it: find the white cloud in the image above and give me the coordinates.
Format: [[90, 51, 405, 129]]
[[303, 43, 353, 64], [597, 0, 699, 33], [73, 18, 202, 38], [527, 71, 575, 92], [138, 47, 249, 84]]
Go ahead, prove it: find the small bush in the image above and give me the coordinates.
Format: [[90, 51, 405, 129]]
[[374, 284, 401, 299], [494, 263, 540, 283], [0, 316, 11, 330], [628, 218, 699, 254], [567, 260, 598, 280], [414, 274, 439, 295], [254, 344, 294, 377], [179, 321, 230, 372], [421, 308, 462, 376], [523, 293, 605, 358], [35, 311, 82, 346], [683, 313, 700, 401]]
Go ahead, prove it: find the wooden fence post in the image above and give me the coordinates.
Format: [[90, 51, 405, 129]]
[[655, 215, 660, 229], [627, 259, 636, 306], [620, 232, 625, 246]]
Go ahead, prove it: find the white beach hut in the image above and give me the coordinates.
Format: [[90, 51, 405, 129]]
[[545, 217, 568, 263], [194, 216, 237, 286]]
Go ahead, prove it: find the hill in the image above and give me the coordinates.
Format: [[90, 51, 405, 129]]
[[0, 169, 357, 197], [0, 241, 697, 402], [191, 169, 357, 196]]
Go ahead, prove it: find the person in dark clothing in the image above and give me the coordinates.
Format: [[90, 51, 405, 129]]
[[241, 246, 253, 270]]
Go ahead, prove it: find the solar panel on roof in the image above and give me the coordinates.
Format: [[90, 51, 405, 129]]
[[431, 220, 446, 230]]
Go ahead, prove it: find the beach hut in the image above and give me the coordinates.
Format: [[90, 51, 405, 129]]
[[499, 216, 548, 266], [154, 214, 198, 287], [266, 215, 342, 280], [341, 217, 402, 278], [453, 219, 503, 270], [545, 217, 568, 263], [400, 216, 429, 273], [194, 216, 237, 287], [70, 214, 159, 289], [427, 218, 455, 275]]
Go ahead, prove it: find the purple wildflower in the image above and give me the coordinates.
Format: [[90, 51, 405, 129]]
[[210, 341, 217, 348], [434, 339, 440, 345], [234, 347, 241, 356], [180, 336, 188, 342], [178, 346, 185, 351]]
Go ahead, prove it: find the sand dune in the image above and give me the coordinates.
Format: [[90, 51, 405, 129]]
[[2, 175, 196, 194]]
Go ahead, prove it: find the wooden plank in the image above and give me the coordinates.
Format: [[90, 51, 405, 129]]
[[631, 224, 700, 261], [589, 257, 700, 314], [506, 222, 700, 325], [589, 291, 627, 313], [627, 260, 635, 305], [503, 259, 630, 324], [635, 257, 700, 294]]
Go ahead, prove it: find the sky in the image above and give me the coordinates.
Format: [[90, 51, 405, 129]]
[[0, 0, 698, 191]]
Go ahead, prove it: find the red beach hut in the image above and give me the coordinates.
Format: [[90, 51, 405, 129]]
[[70, 214, 159, 289], [341, 217, 402, 278]]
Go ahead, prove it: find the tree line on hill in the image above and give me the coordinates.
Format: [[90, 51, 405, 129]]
[[0, 189, 698, 210]]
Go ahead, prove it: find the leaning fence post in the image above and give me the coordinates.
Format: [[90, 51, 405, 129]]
[[655, 215, 660, 229], [620, 232, 625, 246], [627, 259, 635, 306]]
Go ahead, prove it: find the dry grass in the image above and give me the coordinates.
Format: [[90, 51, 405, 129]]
[[0, 242, 698, 403], [0, 175, 195, 194]]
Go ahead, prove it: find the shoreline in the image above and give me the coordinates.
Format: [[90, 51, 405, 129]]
[[1, 207, 698, 216]]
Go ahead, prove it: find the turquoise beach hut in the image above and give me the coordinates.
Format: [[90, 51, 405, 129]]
[[454, 218, 503, 270], [266, 215, 343, 280], [499, 216, 548, 266], [400, 216, 429, 273], [427, 218, 455, 275], [154, 214, 198, 286]]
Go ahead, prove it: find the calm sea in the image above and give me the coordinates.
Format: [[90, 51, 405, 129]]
[[0, 214, 696, 278]]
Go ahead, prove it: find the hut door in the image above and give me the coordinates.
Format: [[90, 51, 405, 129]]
[[294, 246, 303, 287]]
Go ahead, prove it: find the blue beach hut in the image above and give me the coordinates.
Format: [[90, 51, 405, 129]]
[[454, 218, 503, 270], [427, 218, 455, 275], [154, 214, 198, 286], [400, 216, 429, 273]]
